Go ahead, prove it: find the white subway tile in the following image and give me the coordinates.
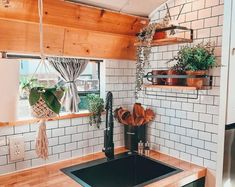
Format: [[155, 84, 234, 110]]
[[198, 8, 212, 19], [181, 136, 192, 145], [192, 155, 203, 166], [52, 144, 65, 154], [193, 121, 205, 130], [59, 119, 71, 128], [181, 119, 193, 128], [186, 145, 198, 155], [194, 104, 206, 113], [0, 155, 7, 165], [205, 0, 219, 7], [46, 120, 58, 129], [59, 135, 71, 144], [205, 141, 217, 152], [0, 127, 14, 136], [65, 142, 77, 151], [198, 148, 211, 159], [0, 164, 16, 174], [199, 113, 213, 123], [65, 126, 77, 135], [192, 138, 204, 148], [187, 112, 199, 121], [15, 125, 30, 134], [186, 129, 198, 138], [204, 159, 216, 170], [52, 128, 65, 137]]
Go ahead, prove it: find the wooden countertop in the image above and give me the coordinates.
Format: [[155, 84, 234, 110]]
[[0, 148, 206, 187]]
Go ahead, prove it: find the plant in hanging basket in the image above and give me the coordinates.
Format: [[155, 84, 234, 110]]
[[87, 94, 104, 128], [29, 86, 64, 118], [114, 103, 155, 126]]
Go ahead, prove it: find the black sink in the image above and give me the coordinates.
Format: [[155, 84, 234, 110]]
[[61, 152, 182, 187]]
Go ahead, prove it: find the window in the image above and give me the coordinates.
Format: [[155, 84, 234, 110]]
[[18, 58, 101, 119]]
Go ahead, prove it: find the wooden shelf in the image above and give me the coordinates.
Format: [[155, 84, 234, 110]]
[[134, 37, 193, 47], [0, 112, 105, 127], [143, 84, 199, 90]]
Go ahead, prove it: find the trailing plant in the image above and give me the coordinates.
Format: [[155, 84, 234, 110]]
[[135, 14, 171, 98], [168, 42, 216, 71], [87, 94, 104, 128]]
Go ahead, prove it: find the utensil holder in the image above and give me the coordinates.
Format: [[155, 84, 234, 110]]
[[124, 125, 146, 152]]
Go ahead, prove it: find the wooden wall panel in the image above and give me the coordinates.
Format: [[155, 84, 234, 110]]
[[0, 20, 65, 55], [0, 0, 147, 59], [63, 28, 136, 60], [0, 0, 148, 36]]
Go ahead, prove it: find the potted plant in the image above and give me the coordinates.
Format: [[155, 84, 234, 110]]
[[114, 103, 155, 151], [168, 42, 216, 88], [87, 94, 104, 128]]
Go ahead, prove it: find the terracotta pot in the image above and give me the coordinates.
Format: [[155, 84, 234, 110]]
[[153, 31, 166, 40], [186, 70, 208, 89], [165, 70, 178, 86], [146, 70, 167, 85]]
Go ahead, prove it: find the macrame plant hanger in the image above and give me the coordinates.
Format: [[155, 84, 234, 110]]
[[34, 0, 49, 160]]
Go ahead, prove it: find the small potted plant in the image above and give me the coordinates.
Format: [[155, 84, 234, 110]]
[[168, 42, 216, 88], [87, 94, 104, 128]]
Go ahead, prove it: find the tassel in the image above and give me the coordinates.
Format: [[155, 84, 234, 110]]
[[35, 119, 48, 160]]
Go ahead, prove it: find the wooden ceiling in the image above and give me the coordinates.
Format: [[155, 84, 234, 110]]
[[0, 0, 149, 60]]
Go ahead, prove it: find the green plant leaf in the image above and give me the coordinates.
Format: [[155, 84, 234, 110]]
[[42, 89, 61, 114], [29, 87, 41, 106]]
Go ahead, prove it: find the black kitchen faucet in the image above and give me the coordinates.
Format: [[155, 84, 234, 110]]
[[102, 91, 114, 159]]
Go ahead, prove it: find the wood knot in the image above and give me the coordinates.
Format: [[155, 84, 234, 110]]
[[100, 9, 105, 18]]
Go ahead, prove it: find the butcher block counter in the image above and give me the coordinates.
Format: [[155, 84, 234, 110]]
[[0, 148, 206, 187]]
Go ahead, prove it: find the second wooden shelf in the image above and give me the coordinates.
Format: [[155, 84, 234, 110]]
[[143, 84, 198, 90]]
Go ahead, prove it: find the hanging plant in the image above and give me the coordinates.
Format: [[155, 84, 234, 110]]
[[87, 94, 104, 128], [29, 86, 64, 117], [135, 11, 171, 98]]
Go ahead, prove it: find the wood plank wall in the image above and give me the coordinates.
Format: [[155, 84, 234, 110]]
[[0, 0, 149, 60]]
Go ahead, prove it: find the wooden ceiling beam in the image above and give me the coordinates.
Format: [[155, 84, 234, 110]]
[[0, 0, 149, 36], [0, 19, 137, 60]]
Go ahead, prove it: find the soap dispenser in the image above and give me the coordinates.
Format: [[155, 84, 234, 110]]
[[138, 140, 144, 155], [145, 141, 150, 156]]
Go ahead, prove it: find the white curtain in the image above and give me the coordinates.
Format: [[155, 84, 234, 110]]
[[48, 57, 88, 113]]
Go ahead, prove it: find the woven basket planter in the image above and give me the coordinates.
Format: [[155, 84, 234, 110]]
[[31, 97, 57, 118]]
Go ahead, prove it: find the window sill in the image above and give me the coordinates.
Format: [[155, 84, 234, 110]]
[[0, 111, 96, 127]]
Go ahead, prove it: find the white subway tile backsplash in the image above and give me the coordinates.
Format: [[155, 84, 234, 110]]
[[65, 142, 77, 151], [52, 128, 65, 137], [52, 144, 65, 154], [198, 8, 212, 19], [192, 155, 204, 165], [59, 135, 71, 144], [192, 138, 205, 148]]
